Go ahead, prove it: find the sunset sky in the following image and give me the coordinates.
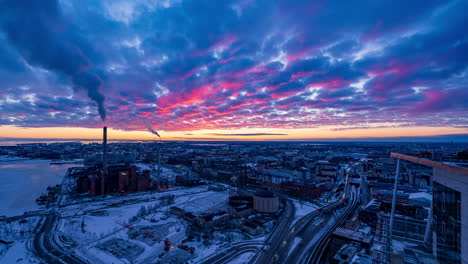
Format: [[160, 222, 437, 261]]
[[0, 0, 467, 141]]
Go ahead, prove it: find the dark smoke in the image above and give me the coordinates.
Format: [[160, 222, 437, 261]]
[[73, 72, 106, 121], [148, 128, 161, 138], [0, 0, 106, 121]]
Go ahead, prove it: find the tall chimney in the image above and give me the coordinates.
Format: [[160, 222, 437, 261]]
[[102, 126, 107, 195]]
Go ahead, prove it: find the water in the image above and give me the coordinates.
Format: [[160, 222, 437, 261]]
[[190, 143, 227, 146], [0, 159, 81, 217], [0, 140, 100, 146], [0, 139, 161, 146]]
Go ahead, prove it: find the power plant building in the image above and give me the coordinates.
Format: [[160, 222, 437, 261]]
[[73, 127, 150, 195]]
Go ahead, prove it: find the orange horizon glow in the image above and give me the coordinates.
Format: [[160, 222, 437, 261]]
[[0, 125, 466, 141]]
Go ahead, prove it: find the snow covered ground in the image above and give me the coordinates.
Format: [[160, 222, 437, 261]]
[[0, 155, 28, 162], [0, 159, 80, 216], [0, 217, 41, 241], [0, 240, 41, 264], [226, 252, 256, 264], [292, 199, 318, 225], [174, 190, 228, 213], [288, 237, 302, 256], [135, 163, 181, 184], [392, 239, 418, 253], [57, 185, 242, 264], [0, 215, 41, 263]]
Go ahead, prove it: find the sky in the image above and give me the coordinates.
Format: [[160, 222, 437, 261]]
[[0, 0, 467, 141]]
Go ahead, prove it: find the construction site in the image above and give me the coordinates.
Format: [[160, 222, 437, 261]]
[[55, 183, 283, 263]]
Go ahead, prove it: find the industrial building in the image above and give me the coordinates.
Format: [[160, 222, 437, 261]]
[[74, 164, 150, 195], [253, 190, 279, 213], [175, 175, 201, 186], [74, 127, 151, 195]]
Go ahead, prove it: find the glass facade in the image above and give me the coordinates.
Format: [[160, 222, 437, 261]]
[[433, 181, 461, 263]]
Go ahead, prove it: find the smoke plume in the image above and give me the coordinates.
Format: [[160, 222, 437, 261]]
[[148, 128, 161, 138], [0, 0, 106, 121]]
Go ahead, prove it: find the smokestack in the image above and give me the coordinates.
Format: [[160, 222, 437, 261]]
[[102, 126, 107, 195]]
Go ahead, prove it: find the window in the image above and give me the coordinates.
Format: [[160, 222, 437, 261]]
[[441, 222, 446, 242], [441, 192, 446, 213]]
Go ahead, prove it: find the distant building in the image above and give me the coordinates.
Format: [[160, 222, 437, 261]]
[[175, 175, 201, 186], [315, 160, 338, 184], [84, 152, 136, 166], [73, 164, 149, 195], [332, 242, 362, 264], [240, 221, 263, 236], [137, 170, 150, 191], [259, 169, 295, 184]]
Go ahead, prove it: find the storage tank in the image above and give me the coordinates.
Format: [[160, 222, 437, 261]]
[[253, 190, 279, 213]]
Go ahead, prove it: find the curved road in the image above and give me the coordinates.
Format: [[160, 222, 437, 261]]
[[200, 242, 263, 264], [32, 214, 85, 264], [269, 197, 348, 264], [304, 188, 359, 264], [255, 199, 295, 264], [201, 198, 295, 264]]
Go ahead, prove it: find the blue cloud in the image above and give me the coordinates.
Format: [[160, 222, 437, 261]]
[[0, 0, 466, 131]]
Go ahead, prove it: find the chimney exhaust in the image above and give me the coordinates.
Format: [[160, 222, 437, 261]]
[[102, 126, 107, 195]]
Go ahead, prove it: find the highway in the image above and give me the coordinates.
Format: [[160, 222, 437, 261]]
[[28, 186, 217, 264], [285, 214, 336, 264], [254, 198, 295, 264], [27, 180, 357, 264], [201, 198, 295, 264], [32, 214, 85, 264], [266, 197, 349, 264], [303, 187, 359, 264], [200, 241, 263, 264]]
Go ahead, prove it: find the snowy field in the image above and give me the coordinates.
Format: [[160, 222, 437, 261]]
[[0, 241, 41, 264], [226, 252, 256, 264], [292, 200, 318, 225], [0, 155, 28, 162], [174, 191, 228, 213], [57, 186, 239, 264], [0, 159, 80, 216]]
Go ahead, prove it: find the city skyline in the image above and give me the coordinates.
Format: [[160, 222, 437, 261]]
[[1, 0, 467, 140], [1, 1, 468, 263]]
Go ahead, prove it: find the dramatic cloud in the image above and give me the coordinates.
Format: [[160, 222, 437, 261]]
[[0, 0, 466, 132]]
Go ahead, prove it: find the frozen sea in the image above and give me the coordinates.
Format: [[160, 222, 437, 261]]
[[0, 159, 80, 217]]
